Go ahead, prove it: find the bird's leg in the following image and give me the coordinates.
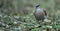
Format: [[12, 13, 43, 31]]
[[39, 20, 42, 23], [39, 20, 43, 26]]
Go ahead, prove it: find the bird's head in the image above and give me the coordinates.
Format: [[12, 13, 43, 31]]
[[35, 4, 40, 8]]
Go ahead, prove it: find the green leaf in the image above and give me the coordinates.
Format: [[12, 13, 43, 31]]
[[32, 28, 39, 31]]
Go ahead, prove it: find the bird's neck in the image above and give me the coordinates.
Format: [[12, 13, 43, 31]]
[[36, 7, 40, 9], [36, 7, 42, 10], [35, 7, 43, 13]]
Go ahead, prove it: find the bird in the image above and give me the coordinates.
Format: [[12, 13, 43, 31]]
[[34, 4, 47, 22]]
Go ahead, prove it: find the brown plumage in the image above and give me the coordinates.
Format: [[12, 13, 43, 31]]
[[34, 5, 47, 21]]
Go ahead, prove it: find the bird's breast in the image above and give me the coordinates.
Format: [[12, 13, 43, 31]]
[[34, 11, 44, 16], [35, 11, 44, 15], [36, 8, 43, 13], [34, 8, 45, 16]]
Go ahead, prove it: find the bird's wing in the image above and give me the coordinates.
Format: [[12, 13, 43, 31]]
[[43, 9, 47, 16]]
